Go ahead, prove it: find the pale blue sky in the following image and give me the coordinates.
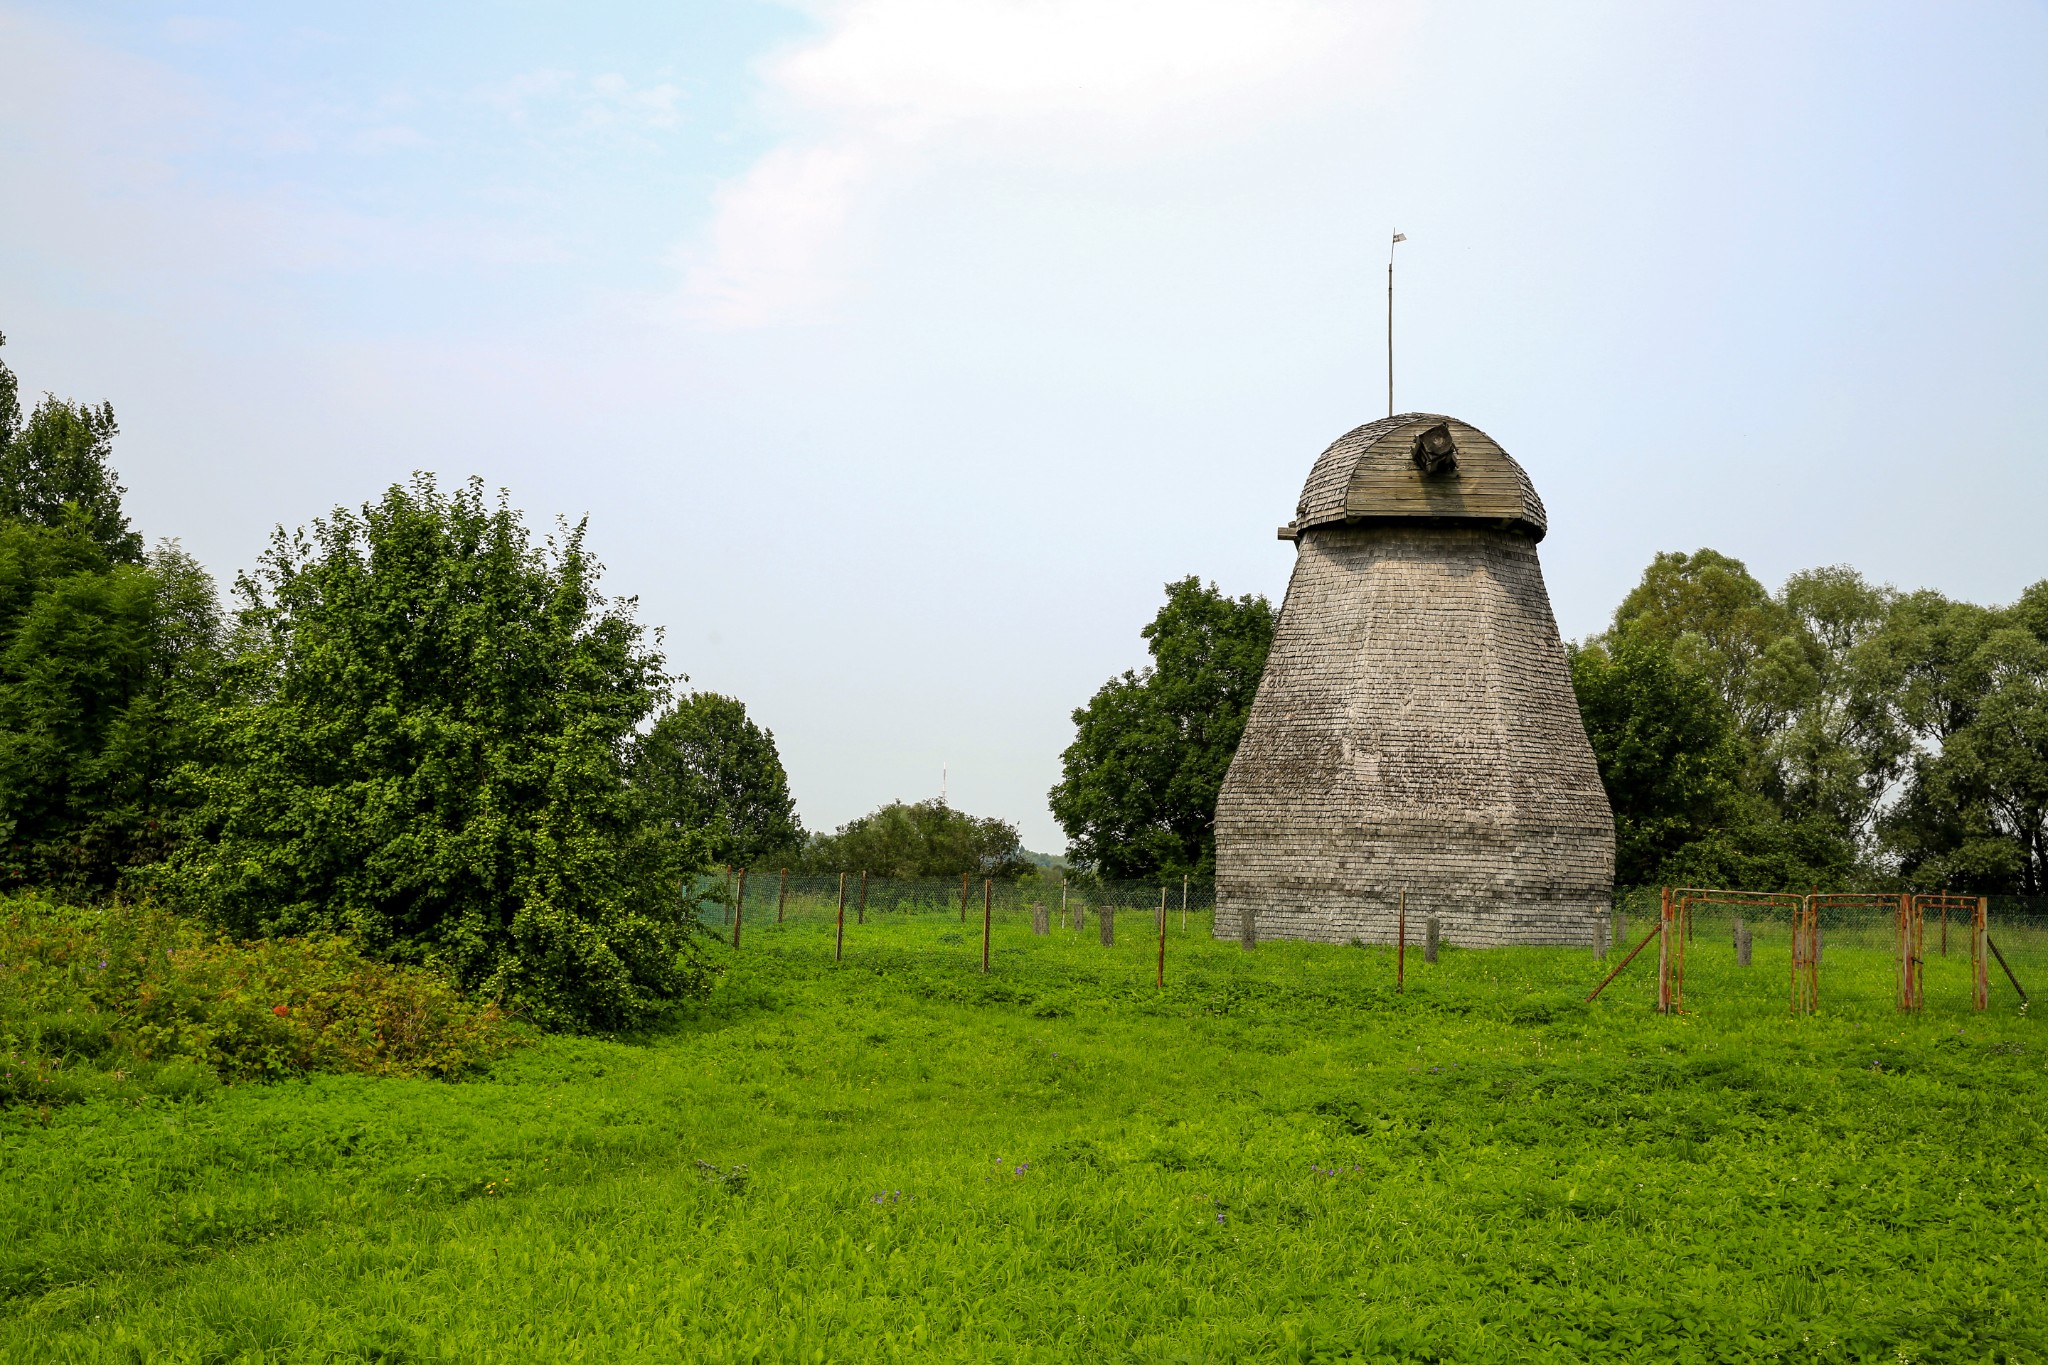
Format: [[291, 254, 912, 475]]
[[3, 1, 2044, 851]]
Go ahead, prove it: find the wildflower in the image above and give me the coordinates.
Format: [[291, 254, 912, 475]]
[[272, 1004, 291, 1018], [97, 960, 107, 970]]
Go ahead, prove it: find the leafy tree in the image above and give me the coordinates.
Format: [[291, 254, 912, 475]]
[[1569, 630, 1742, 887], [164, 475, 705, 1030], [1611, 548, 1806, 742], [799, 799, 1030, 879], [0, 333, 15, 451], [0, 527, 218, 893], [1570, 628, 1858, 891], [1875, 584, 2048, 893], [634, 692, 803, 866], [1774, 565, 1904, 847], [1601, 549, 1877, 883], [0, 337, 215, 892], [0, 334, 143, 563], [1050, 577, 1274, 878]]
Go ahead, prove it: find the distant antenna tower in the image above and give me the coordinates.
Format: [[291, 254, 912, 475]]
[[941, 764, 948, 805]]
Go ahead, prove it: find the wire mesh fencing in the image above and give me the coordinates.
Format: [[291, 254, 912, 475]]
[[1604, 887, 2046, 1018], [689, 869, 2043, 1018], [693, 872, 1217, 930]]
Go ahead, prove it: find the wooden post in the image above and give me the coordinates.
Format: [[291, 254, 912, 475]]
[[777, 867, 788, 923], [1656, 887, 1672, 1015], [1240, 903, 1256, 950], [835, 873, 846, 962], [1060, 878, 1069, 929], [981, 878, 992, 974], [1181, 875, 1189, 934], [1031, 903, 1049, 935], [1157, 887, 1167, 988], [1396, 890, 1406, 993], [1100, 904, 1115, 947], [1974, 897, 1990, 1011], [1425, 914, 1439, 965], [858, 870, 868, 925], [1593, 915, 1606, 961], [1736, 919, 1752, 968], [731, 867, 746, 949], [1897, 894, 1922, 1013]]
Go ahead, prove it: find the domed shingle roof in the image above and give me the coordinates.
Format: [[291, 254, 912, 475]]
[[1285, 413, 1546, 542]]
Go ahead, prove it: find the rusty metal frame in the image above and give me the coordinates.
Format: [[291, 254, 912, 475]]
[[1671, 889, 1804, 1015], [1790, 899, 1819, 1015], [1912, 894, 1984, 1010]]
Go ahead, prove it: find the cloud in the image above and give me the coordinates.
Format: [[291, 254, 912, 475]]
[[679, 0, 1402, 327], [477, 68, 686, 136]]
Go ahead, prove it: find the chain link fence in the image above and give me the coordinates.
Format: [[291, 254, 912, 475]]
[[691, 869, 2043, 1016], [694, 872, 1216, 927], [1605, 887, 2047, 1016]]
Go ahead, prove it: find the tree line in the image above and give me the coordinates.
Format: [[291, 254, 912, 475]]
[[1053, 558, 2048, 896], [0, 333, 1027, 1029]]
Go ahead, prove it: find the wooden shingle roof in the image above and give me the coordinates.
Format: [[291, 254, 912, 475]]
[[1284, 413, 1547, 543]]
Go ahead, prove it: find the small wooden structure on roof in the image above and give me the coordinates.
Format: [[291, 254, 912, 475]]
[[1216, 413, 1614, 946]]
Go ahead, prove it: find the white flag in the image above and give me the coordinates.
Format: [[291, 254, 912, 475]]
[[1392, 232, 1407, 243]]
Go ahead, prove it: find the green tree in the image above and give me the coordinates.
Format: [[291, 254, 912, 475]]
[[1611, 548, 1808, 742], [0, 334, 143, 562], [634, 692, 803, 867], [1570, 628, 1858, 891], [164, 475, 705, 1030], [1049, 577, 1274, 878], [1569, 630, 1742, 887], [0, 337, 215, 892], [1602, 548, 1874, 884], [1876, 584, 2048, 893], [0, 528, 218, 893], [1774, 565, 1904, 847], [799, 799, 1029, 879]]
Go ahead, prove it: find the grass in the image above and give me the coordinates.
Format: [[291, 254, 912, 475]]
[[4, 900, 2045, 1363]]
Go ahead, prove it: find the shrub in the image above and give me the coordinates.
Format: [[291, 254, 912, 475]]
[[1, 896, 515, 1107], [159, 475, 710, 1030]]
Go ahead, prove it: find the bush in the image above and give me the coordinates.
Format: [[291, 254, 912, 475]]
[[1, 896, 515, 1107], [160, 475, 710, 1030]]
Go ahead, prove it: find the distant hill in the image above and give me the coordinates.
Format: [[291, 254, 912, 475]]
[[1021, 849, 1069, 870]]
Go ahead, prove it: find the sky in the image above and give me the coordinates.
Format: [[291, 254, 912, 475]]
[[2, 1, 2045, 852]]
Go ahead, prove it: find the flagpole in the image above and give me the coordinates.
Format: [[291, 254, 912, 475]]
[[1387, 230, 1405, 417]]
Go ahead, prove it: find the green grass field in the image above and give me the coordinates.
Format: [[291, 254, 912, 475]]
[[5, 902, 2045, 1363]]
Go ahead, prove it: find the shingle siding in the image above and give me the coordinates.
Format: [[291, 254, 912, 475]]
[[1216, 497, 1614, 947]]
